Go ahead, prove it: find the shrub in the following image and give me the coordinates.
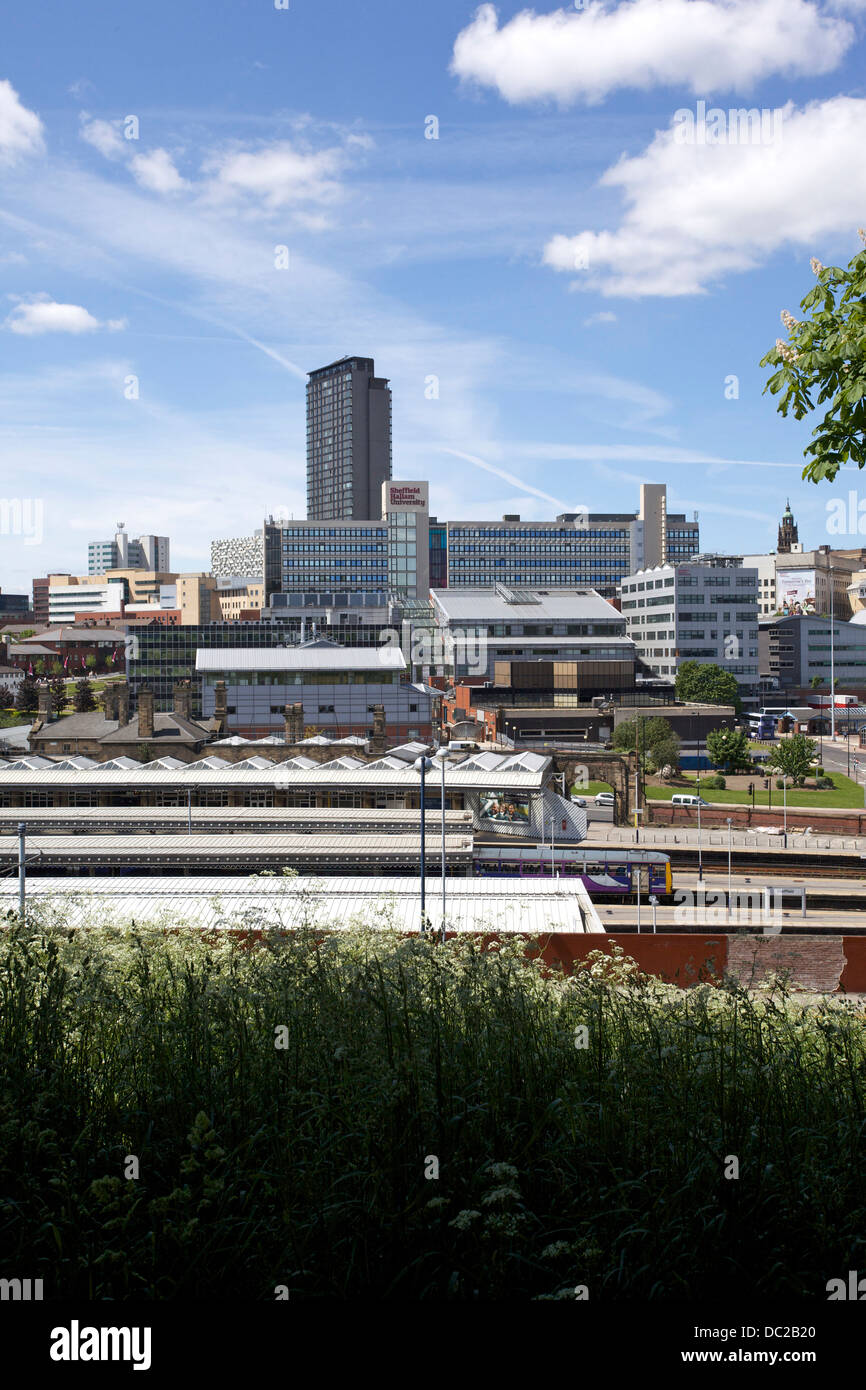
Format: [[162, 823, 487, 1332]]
[[816, 777, 834, 789], [2, 916, 866, 1301]]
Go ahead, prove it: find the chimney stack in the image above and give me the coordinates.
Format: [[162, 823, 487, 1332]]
[[283, 704, 294, 744], [116, 682, 130, 727], [102, 684, 117, 721], [173, 680, 192, 721], [36, 683, 52, 724], [213, 680, 228, 728], [369, 703, 387, 755], [292, 702, 304, 743], [138, 686, 155, 740]]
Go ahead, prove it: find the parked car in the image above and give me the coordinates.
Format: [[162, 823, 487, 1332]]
[[570, 794, 587, 807], [594, 792, 616, 807], [671, 793, 709, 807]]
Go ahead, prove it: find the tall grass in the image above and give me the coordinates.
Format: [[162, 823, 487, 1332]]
[[1, 916, 865, 1299]]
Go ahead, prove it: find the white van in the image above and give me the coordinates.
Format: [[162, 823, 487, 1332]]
[[671, 793, 709, 807]]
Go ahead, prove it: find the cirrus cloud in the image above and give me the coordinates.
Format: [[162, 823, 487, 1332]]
[[451, 0, 854, 106]]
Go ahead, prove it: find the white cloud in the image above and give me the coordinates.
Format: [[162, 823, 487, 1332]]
[[451, 0, 853, 105], [543, 96, 866, 296], [4, 294, 126, 335], [130, 148, 187, 193], [0, 79, 44, 163], [79, 114, 125, 159], [204, 141, 348, 208], [584, 310, 617, 325]]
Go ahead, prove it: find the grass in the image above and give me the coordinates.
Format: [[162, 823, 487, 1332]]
[[572, 781, 613, 797], [1, 917, 865, 1300], [647, 772, 866, 809]]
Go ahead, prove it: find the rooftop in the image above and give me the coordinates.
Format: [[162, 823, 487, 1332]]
[[431, 587, 622, 624], [195, 643, 406, 673], [0, 874, 603, 934]]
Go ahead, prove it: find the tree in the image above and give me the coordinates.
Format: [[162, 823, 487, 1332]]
[[15, 677, 38, 713], [612, 715, 680, 772], [73, 676, 97, 713], [675, 660, 742, 714], [85, 654, 97, 672], [766, 732, 816, 786], [50, 676, 67, 716], [0, 684, 16, 708], [34, 658, 45, 677], [706, 726, 752, 772], [809, 675, 824, 689], [760, 232, 866, 484]]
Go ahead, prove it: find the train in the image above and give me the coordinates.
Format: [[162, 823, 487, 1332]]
[[473, 845, 672, 895]]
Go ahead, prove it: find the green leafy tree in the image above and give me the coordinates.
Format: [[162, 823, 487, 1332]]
[[706, 726, 752, 772], [34, 658, 45, 676], [612, 715, 680, 772], [15, 677, 38, 713], [73, 675, 97, 714], [85, 654, 97, 672], [0, 684, 16, 708], [50, 676, 67, 716], [809, 675, 824, 689], [766, 732, 817, 787], [760, 232, 866, 483], [675, 660, 742, 714]]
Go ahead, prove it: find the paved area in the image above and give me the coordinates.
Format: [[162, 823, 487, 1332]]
[[583, 822, 866, 854]]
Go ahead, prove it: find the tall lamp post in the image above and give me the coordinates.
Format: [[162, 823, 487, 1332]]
[[830, 565, 836, 741], [414, 756, 433, 933], [782, 774, 788, 849], [726, 817, 733, 922], [432, 746, 461, 943]]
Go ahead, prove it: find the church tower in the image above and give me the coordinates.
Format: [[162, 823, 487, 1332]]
[[777, 500, 798, 553]]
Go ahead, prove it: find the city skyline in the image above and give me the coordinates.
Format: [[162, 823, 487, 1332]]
[[4, 1, 866, 593]]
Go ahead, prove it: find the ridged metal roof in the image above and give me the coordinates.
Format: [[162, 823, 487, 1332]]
[[0, 874, 603, 934]]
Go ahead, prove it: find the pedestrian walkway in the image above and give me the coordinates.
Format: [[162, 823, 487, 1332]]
[[584, 823, 866, 854]]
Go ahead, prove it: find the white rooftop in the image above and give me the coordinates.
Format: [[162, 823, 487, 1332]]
[[1, 875, 603, 934], [195, 645, 406, 673], [431, 587, 623, 623]]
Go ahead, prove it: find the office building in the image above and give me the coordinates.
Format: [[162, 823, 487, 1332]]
[[88, 525, 170, 575], [306, 356, 392, 521], [196, 640, 434, 740], [761, 613, 866, 690], [260, 479, 430, 601], [218, 480, 694, 604], [620, 557, 759, 692], [437, 484, 698, 597], [0, 590, 32, 623], [430, 585, 634, 683]]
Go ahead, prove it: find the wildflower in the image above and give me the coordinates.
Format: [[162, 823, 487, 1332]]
[[449, 1209, 481, 1231], [482, 1185, 522, 1207], [780, 309, 800, 331], [541, 1241, 572, 1259], [484, 1162, 519, 1181]]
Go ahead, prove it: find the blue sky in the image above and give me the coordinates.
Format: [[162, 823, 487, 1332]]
[[2, 0, 866, 592]]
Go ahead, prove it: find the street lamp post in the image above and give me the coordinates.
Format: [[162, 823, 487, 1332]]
[[414, 756, 433, 933], [697, 794, 703, 882], [649, 893, 658, 934], [782, 775, 788, 849], [432, 747, 459, 944], [726, 817, 733, 922], [830, 566, 836, 741], [18, 821, 25, 923]]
